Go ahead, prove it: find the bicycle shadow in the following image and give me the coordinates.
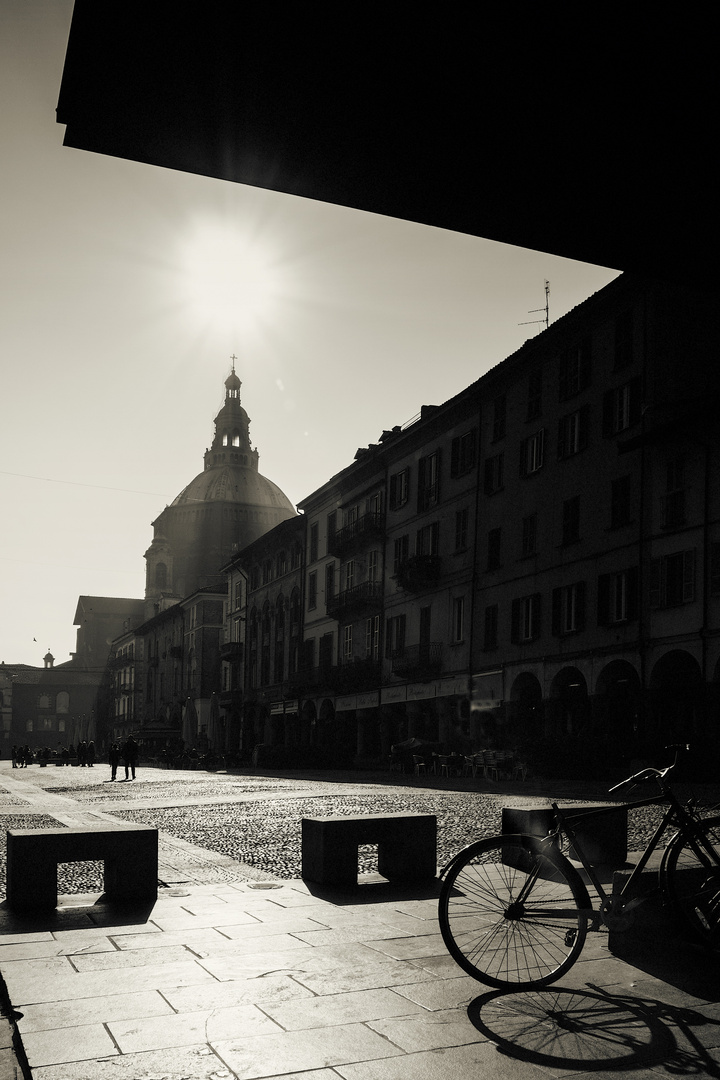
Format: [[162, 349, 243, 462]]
[[467, 984, 720, 1075]]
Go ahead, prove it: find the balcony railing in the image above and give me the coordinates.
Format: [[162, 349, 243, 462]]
[[327, 510, 385, 558], [325, 658, 381, 694], [326, 580, 383, 619], [220, 640, 242, 661], [391, 642, 443, 681], [394, 554, 441, 592]]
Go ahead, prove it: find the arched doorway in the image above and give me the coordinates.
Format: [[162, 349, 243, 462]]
[[548, 667, 589, 737], [508, 672, 543, 744], [649, 650, 704, 747]]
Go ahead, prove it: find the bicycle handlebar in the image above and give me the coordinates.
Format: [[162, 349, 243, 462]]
[[607, 744, 690, 794]]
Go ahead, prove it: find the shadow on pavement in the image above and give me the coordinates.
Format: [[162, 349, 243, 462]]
[[468, 984, 720, 1075]]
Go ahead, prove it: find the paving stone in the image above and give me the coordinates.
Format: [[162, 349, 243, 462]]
[[293, 926, 413, 948], [390, 976, 483, 1012], [334, 1041, 535, 1080], [4, 958, 216, 1005], [216, 916, 334, 939], [108, 1002, 281, 1053], [112, 926, 232, 951], [364, 934, 448, 960], [30, 1042, 236, 1080], [16, 989, 175, 1033], [20, 1022, 117, 1068], [0, 938, 115, 961], [213, 1021, 404, 1079], [69, 943, 202, 970], [260, 987, 425, 1031], [162, 974, 315, 1013], [367, 1009, 485, 1052]]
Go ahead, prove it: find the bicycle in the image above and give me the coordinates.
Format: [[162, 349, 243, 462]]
[[438, 745, 720, 990]]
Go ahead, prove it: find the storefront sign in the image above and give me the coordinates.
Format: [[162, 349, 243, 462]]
[[356, 692, 379, 709], [335, 695, 357, 712], [381, 685, 407, 704], [270, 701, 284, 715], [407, 682, 436, 700], [437, 677, 468, 697]]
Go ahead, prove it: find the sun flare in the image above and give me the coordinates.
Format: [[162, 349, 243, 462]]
[[175, 217, 285, 339]]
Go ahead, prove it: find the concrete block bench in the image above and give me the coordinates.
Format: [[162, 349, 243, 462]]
[[302, 813, 437, 886], [502, 804, 628, 868], [6, 825, 159, 911]]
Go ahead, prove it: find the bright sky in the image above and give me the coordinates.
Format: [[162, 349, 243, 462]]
[[0, 1, 620, 668]]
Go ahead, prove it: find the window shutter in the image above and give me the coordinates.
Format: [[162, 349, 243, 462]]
[[450, 436, 459, 478], [552, 587, 562, 635], [602, 390, 614, 436], [682, 549, 696, 602], [597, 573, 610, 625], [649, 557, 662, 608], [557, 417, 566, 459], [627, 566, 640, 621], [628, 376, 642, 426], [576, 580, 586, 630], [417, 457, 426, 512], [579, 404, 590, 450], [533, 593, 542, 638], [519, 438, 528, 477], [710, 542, 720, 595], [389, 473, 397, 509], [511, 599, 520, 643], [579, 339, 592, 390]]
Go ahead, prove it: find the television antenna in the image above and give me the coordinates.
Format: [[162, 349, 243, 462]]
[[519, 280, 550, 331]]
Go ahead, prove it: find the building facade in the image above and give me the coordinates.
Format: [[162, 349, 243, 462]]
[[224, 274, 720, 776]]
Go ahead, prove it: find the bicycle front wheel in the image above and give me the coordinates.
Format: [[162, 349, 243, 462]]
[[439, 834, 590, 990], [663, 815, 720, 945]]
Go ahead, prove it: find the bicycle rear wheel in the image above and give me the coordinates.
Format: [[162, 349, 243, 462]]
[[439, 834, 590, 990], [663, 815, 720, 945]]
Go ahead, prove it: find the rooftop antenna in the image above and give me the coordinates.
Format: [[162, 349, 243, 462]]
[[519, 280, 550, 331]]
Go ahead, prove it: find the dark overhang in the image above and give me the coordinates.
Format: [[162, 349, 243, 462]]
[[57, 4, 716, 285]]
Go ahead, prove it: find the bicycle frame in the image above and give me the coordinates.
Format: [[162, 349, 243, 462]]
[[550, 788, 696, 920]]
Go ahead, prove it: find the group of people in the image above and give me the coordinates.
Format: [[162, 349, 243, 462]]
[[10, 736, 139, 779], [109, 735, 138, 780]]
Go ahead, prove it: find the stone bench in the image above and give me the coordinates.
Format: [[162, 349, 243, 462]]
[[6, 825, 159, 911], [502, 804, 628, 868], [301, 813, 437, 887]]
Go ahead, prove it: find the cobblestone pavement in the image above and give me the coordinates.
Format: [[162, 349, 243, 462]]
[[3, 759, 720, 895]]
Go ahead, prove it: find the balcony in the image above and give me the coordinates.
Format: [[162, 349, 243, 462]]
[[327, 510, 385, 558], [220, 640, 242, 661], [326, 580, 383, 619], [325, 658, 381, 694], [395, 554, 441, 592], [391, 642, 443, 681]]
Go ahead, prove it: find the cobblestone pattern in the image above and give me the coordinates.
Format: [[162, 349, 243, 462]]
[[111, 791, 686, 880], [3, 770, 720, 893]]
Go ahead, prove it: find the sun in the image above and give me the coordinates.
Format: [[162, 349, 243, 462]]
[[175, 215, 285, 339]]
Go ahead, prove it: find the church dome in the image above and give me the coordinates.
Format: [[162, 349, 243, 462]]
[[171, 464, 295, 512], [144, 363, 296, 606]]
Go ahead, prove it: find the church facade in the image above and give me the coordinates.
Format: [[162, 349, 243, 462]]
[[108, 368, 297, 748]]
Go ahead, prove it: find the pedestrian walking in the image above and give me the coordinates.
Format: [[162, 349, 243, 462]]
[[11, 744, 18, 768], [123, 735, 138, 780], [109, 742, 120, 781], [78, 740, 87, 766], [87, 740, 96, 767]]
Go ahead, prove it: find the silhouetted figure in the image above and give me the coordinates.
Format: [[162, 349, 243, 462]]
[[87, 740, 96, 767], [78, 741, 87, 766], [123, 735, 138, 780], [109, 742, 120, 781]]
